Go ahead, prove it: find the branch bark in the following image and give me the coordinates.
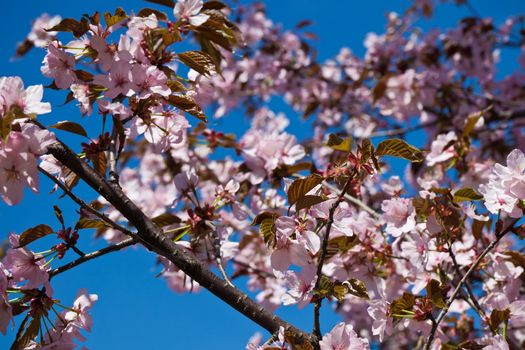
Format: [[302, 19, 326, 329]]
[[424, 218, 520, 350], [47, 141, 315, 346]]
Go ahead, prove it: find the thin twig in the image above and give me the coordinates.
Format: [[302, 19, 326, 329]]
[[38, 166, 134, 237], [49, 237, 136, 278], [313, 177, 354, 339], [424, 218, 520, 350], [321, 181, 381, 219]]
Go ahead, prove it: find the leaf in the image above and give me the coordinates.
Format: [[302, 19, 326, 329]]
[[104, 7, 127, 27], [260, 218, 277, 247], [250, 211, 279, 226], [426, 279, 447, 309], [376, 139, 424, 162], [89, 151, 107, 177], [390, 293, 416, 320], [75, 218, 111, 230], [17, 224, 54, 248], [295, 195, 327, 211], [10, 313, 41, 350], [49, 121, 88, 137], [372, 75, 391, 103], [287, 174, 324, 207], [53, 205, 64, 226], [144, 0, 174, 7], [177, 51, 217, 77], [152, 213, 181, 228], [489, 308, 510, 329], [326, 134, 352, 152], [452, 188, 483, 203], [463, 105, 493, 137], [137, 8, 168, 20], [166, 95, 207, 122], [343, 279, 370, 300], [47, 18, 89, 37], [504, 251, 525, 271], [360, 138, 380, 170]]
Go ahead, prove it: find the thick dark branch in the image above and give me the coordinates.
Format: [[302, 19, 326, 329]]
[[47, 142, 315, 346], [49, 237, 137, 278]]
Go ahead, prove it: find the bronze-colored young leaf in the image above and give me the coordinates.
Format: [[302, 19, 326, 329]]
[[17, 224, 54, 248], [47, 18, 89, 37], [53, 205, 64, 226], [49, 121, 88, 137], [489, 308, 510, 329], [152, 213, 182, 228], [372, 75, 391, 103], [390, 292, 416, 320], [250, 211, 279, 226], [425, 279, 447, 309], [326, 133, 352, 152], [344, 279, 370, 300], [137, 8, 168, 20], [463, 105, 493, 137], [376, 139, 424, 162], [104, 7, 127, 27], [177, 50, 217, 77], [167, 95, 207, 122], [287, 174, 324, 207], [144, 0, 174, 7], [10, 313, 41, 350], [260, 217, 277, 247], [295, 195, 327, 211], [75, 218, 111, 230], [452, 187, 483, 203]]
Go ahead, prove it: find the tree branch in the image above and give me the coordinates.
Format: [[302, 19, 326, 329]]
[[38, 165, 134, 237], [49, 237, 137, 278], [313, 177, 354, 339], [46, 141, 315, 346], [424, 218, 520, 350]]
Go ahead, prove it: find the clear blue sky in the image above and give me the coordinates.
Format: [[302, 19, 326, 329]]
[[0, 1, 523, 349]]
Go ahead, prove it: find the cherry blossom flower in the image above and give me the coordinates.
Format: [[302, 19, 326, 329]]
[[479, 149, 525, 218], [381, 197, 416, 237], [426, 131, 457, 167], [27, 14, 62, 48], [319, 322, 370, 350], [41, 42, 77, 89], [174, 0, 210, 27], [3, 234, 49, 289]]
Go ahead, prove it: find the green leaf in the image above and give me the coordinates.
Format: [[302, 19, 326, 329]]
[[287, 174, 324, 207], [152, 213, 181, 228], [75, 218, 111, 230], [376, 139, 424, 162], [426, 279, 447, 309], [326, 134, 352, 152], [17, 224, 54, 248], [177, 50, 217, 77], [452, 188, 483, 203], [49, 121, 88, 137]]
